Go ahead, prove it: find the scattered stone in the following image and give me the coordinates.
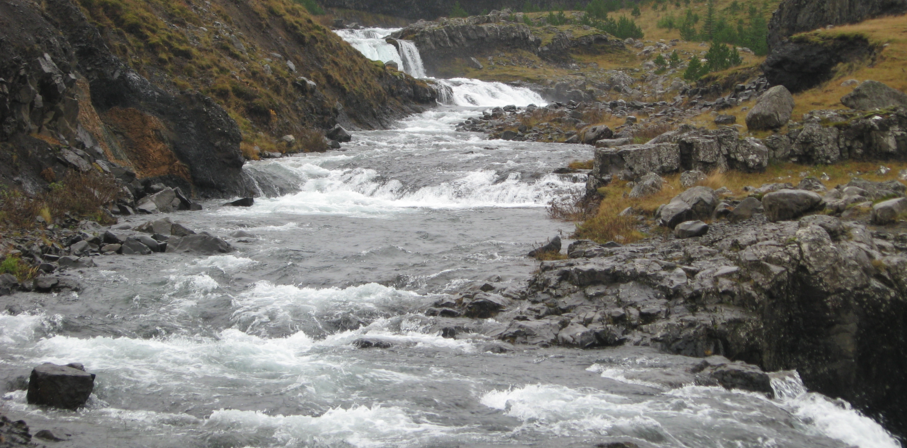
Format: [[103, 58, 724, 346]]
[[464, 293, 511, 318], [628, 173, 665, 199], [871, 198, 907, 225], [352, 339, 393, 349], [714, 114, 736, 125], [746, 85, 795, 131], [680, 170, 706, 188], [225, 198, 254, 207], [797, 177, 827, 192], [580, 124, 614, 144], [528, 236, 562, 258], [33, 276, 59, 292], [26, 363, 95, 410], [799, 215, 846, 240], [841, 80, 907, 110], [121, 238, 152, 255], [674, 221, 709, 238], [692, 358, 773, 397], [171, 223, 196, 237], [327, 124, 352, 142], [166, 233, 233, 255], [58, 256, 95, 268], [35, 429, 64, 441], [762, 190, 824, 222], [657, 187, 719, 228], [728, 197, 763, 223]]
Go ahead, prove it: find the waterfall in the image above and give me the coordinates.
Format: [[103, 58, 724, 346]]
[[335, 27, 547, 108]]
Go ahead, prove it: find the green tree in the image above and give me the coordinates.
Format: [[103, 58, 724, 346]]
[[297, 0, 324, 15], [669, 50, 681, 67], [450, 1, 468, 17], [632, 5, 641, 17], [701, 0, 716, 40], [586, 0, 610, 20], [654, 53, 667, 67], [684, 56, 705, 81]]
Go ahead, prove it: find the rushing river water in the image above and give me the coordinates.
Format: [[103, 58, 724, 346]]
[[0, 28, 901, 448]]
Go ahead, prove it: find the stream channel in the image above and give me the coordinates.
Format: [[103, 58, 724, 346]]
[[0, 28, 900, 448]]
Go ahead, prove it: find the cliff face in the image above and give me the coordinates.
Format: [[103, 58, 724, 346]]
[[0, 0, 436, 198], [767, 0, 907, 49]]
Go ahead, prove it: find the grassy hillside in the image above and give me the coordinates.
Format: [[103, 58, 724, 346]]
[[75, 0, 433, 157]]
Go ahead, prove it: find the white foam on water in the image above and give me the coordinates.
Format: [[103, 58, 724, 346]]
[[0, 313, 61, 345], [587, 363, 669, 390], [231, 282, 427, 334], [220, 165, 579, 218], [479, 384, 669, 439], [192, 255, 259, 274], [318, 326, 477, 354], [206, 405, 452, 448], [436, 78, 546, 108], [770, 373, 901, 448]]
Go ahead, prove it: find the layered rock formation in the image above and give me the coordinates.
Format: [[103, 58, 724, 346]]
[[393, 12, 624, 77], [0, 0, 437, 200], [322, 0, 592, 21], [767, 0, 907, 50]]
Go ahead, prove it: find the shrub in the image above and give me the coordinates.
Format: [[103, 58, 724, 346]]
[[0, 255, 37, 282], [450, 2, 468, 18], [294, 0, 324, 16]]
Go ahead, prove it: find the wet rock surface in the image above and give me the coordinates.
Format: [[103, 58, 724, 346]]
[[438, 177, 907, 436], [27, 363, 95, 410]]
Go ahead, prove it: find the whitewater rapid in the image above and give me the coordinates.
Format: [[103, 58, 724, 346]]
[[0, 26, 899, 448]]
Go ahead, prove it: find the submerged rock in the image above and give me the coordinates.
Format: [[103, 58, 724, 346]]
[[166, 233, 233, 255]]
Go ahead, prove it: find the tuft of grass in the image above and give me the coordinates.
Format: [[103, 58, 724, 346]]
[[0, 171, 121, 230], [0, 255, 38, 282], [568, 160, 594, 170], [534, 251, 568, 261]]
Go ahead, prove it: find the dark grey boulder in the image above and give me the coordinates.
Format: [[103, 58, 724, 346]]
[[33, 276, 59, 292], [225, 198, 254, 207], [69, 240, 89, 255], [352, 339, 393, 349], [557, 323, 599, 348], [714, 114, 736, 125], [762, 190, 824, 222], [103, 230, 124, 244], [746, 86, 794, 131], [464, 293, 511, 318], [580, 124, 613, 144], [137, 188, 177, 214], [327, 124, 352, 143], [26, 363, 95, 410], [121, 238, 153, 255], [657, 187, 719, 228], [726, 137, 769, 173], [136, 218, 173, 235], [692, 359, 773, 397], [528, 236, 561, 258], [674, 221, 709, 239], [871, 198, 907, 225], [841, 80, 907, 111], [728, 197, 763, 223], [58, 256, 96, 268], [171, 223, 196, 237], [0, 273, 18, 296], [135, 235, 162, 252], [165, 233, 233, 255]]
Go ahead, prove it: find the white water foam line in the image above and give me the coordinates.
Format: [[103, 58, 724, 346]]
[[436, 78, 546, 108], [221, 165, 579, 218], [770, 372, 901, 448]]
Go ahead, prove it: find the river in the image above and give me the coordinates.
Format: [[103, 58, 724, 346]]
[[0, 28, 900, 448]]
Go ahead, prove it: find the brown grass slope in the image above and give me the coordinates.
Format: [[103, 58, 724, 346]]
[[74, 0, 436, 153]]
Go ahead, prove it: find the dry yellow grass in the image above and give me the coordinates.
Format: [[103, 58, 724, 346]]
[[572, 160, 907, 244], [788, 14, 907, 119]]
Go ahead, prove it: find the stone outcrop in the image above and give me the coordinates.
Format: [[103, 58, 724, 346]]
[[393, 13, 623, 77], [442, 208, 907, 437], [27, 363, 95, 410], [768, 0, 907, 50], [762, 35, 878, 93]]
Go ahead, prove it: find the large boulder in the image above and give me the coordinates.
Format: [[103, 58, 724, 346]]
[[841, 80, 907, 110], [593, 143, 681, 181], [580, 124, 614, 144], [871, 198, 907, 225], [762, 189, 824, 222], [326, 124, 352, 143], [165, 233, 233, 254], [657, 187, 719, 228], [726, 137, 770, 172], [746, 86, 795, 131], [674, 220, 709, 239], [26, 363, 95, 410]]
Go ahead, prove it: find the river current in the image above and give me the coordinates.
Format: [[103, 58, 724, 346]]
[[0, 28, 901, 448]]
